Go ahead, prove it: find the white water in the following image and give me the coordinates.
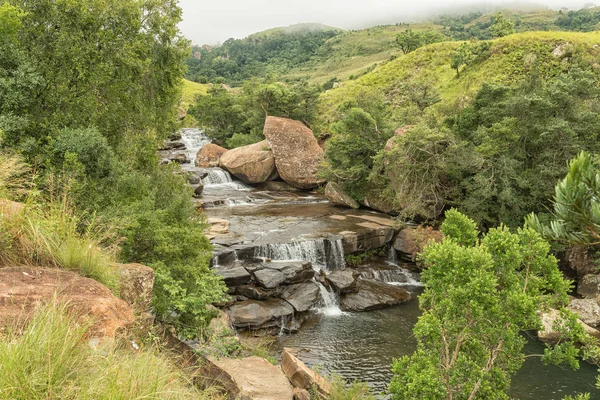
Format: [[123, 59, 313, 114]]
[[180, 128, 211, 163], [202, 168, 253, 191], [253, 237, 346, 271], [383, 247, 423, 287], [316, 281, 345, 316]]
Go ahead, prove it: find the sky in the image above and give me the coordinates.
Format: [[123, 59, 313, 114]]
[[178, 0, 592, 45]]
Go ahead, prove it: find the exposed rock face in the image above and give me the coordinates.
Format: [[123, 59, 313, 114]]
[[578, 274, 600, 298], [568, 298, 600, 327], [195, 143, 227, 168], [0, 266, 134, 339], [538, 309, 600, 343], [214, 266, 252, 287], [281, 282, 321, 312], [566, 246, 595, 278], [360, 190, 397, 215], [263, 116, 324, 189], [340, 279, 411, 311], [116, 263, 155, 310], [219, 140, 278, 184], [394, 226, 443, 262], [207, 356, 294, 400], [281, 349, 331, 396], [254, 268, 287, 289], [261, 261, 315, 284], [325, 182, 359, 209], [227, 298, 294, 330], [325, 269, 357, 293]]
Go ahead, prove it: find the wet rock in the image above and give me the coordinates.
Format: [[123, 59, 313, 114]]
[[193, 183, 204, 197], [260, 181, 302, 192], [578, 274, 600, 298], [325, 182, 359, 209], [263, 261, 315, 284], [236, 284, 271, 300], [214, 266, 252, 287], [568, 298, 600, 327], [0, 266, 134, 340], [159, 141, 185, 150], [263, 116, 325, 189], [254, 268, 287, 289], [281, 349, 331, 396], [394, 226, 443, 262], [208, 356, 294, 400], [341, 225, 394, 254], [340, 279, 411, 312], [325, 269, 357, 293], [187, 173, 201, 184], [281, 282, 321, 312], [207, 217, 229, 236], [116, 263, 155, 311], [538, 309, 600, 343], [219, 140, 278, 184], [228, 298, 294, 330], [195, 143, 228, 168], [170, 153, 188, 164]]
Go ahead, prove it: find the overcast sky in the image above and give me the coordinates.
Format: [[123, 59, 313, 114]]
[[178, 0, 591, 45]]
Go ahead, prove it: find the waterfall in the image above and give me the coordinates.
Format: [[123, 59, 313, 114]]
[[202, 168, 252, 191], [316, 282, 345, 316], [360, 267, 423, 287], [180, 128, 211, 163], [253, 237, 346, 271]]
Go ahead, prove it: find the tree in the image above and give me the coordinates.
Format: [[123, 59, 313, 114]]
[[450, 42, 490, 77], [390, 210, 577, 400], [489, 12, 515, 38], [396, 29, 445, 54]]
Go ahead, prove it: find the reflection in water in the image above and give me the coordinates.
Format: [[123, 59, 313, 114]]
[[276, 299, 599, 399]]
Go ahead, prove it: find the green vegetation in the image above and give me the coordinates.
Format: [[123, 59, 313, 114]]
[[0, 302, 207, 399], [0, 0, 228, 338], [344, 247, 386, 267], [389, 210, 580, 399], [395, 28, 445, 54]]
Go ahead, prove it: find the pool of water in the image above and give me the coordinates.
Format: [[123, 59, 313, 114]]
[[276, 299, 599, 399]]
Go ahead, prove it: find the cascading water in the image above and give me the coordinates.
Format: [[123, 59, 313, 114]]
[[316, 281, 345, 316], [179, 128, 211, 164], [253, 237, 346, 271], [201, 168, 252, 190]]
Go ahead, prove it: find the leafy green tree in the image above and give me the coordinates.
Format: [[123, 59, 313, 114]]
[[390, 210, 576, 400], [489, 12, 515, 38], [450, 42, 490, 77], [396, 29, 445, 54]]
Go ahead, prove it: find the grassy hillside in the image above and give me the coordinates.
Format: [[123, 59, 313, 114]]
[[181, 79, 209, 109], [318, 31, 600, 129]]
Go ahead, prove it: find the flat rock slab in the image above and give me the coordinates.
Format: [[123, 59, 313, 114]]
[[227, 298, 294, 330], [253, 268, 287, 289], [340, 279, 411, 312], [214, 266, 252, 287], [325, 269, 357, 293], [0, 266, 134, 339], [208, 356, 294, 400], [281, 282, 321, 312]]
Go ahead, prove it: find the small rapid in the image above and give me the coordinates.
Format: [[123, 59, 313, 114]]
[[253, 237, 346, 271]]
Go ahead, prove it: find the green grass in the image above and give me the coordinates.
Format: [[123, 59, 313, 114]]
[[317, 31, 600, 128], [180, 79, 209, 109], [0, 302, 210, 399]]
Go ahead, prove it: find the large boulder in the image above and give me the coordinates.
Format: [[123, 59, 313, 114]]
[[281, 349, 331, 397], [214, 266, 252, 288], [325, 269, 357, 293], [208, 356, 294, 400], [566, 246, 595, 278], [325, 182, 359, 209], [227, 298, 294, 330], [195, 143, 227, 168], [262, 261, 315, 284], [394, 226, 443, 262], [538, 309, 600, 343], [263, 116, 325, 189], [578, 274, 600, 298], [281, 282, 321, 312], [359, 190, 397, 215], [339, 279, 411, 311], [116, 263, 155, 311], [568, 298, 600, 327], [253, 268, 287, 289], [0, 266, 134, 339], [219, 140, 278, 184]]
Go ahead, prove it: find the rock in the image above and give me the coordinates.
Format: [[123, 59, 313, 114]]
[[236, 284, 271, 300], [394, 226, 443, 262], [195, 143, 228, 168], [254, 268, 287, 289], [325, 182, 359, 209], [538, 309, 600, 343], [116, 263, 155, 310], [207, 306, 233, 334], [207, 217, 229, 236], [340, 225, 394, 254], [281, 282, 321, 312], [293, 388, 311, 400], [168, 131, 182, 141], [187, 172, 202, 184], [159, 141, 185, 151], [552, 42, 573, 59], [0, 266, 134, 339], [566, 246, 595, 278], [208, 356, 294, 400], [568, 298, 600, 327], [578, 274, 600, 298], [260, 181, 302, 192], [325, 269, 357, 293], [0, 199, 25, 218], [170, 153, 188, 164], [219, 140, 278, 184], [214, 266, 252, 287], [340, 279, 411, 312], [281, 349, 331, 396], [360, 191, 396, 215], [228, 298, 294, 330], [262, 261, 315, 284], [193, 184, 204, 197], [263, 116, 325, 189], [385, 125, 414, 151]]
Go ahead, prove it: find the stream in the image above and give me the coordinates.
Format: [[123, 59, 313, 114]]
[[166, 129, 600, 399]]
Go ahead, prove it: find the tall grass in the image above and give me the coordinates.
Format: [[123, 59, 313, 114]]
[[0, 302, 210, 399], [0, 151, 30, 199]]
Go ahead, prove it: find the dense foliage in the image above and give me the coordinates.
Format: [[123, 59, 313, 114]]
[[556, 7, 600, 32], [389, 210, 580, 399], [185, 27, 339, 85], [0, 0, 227, 337]]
